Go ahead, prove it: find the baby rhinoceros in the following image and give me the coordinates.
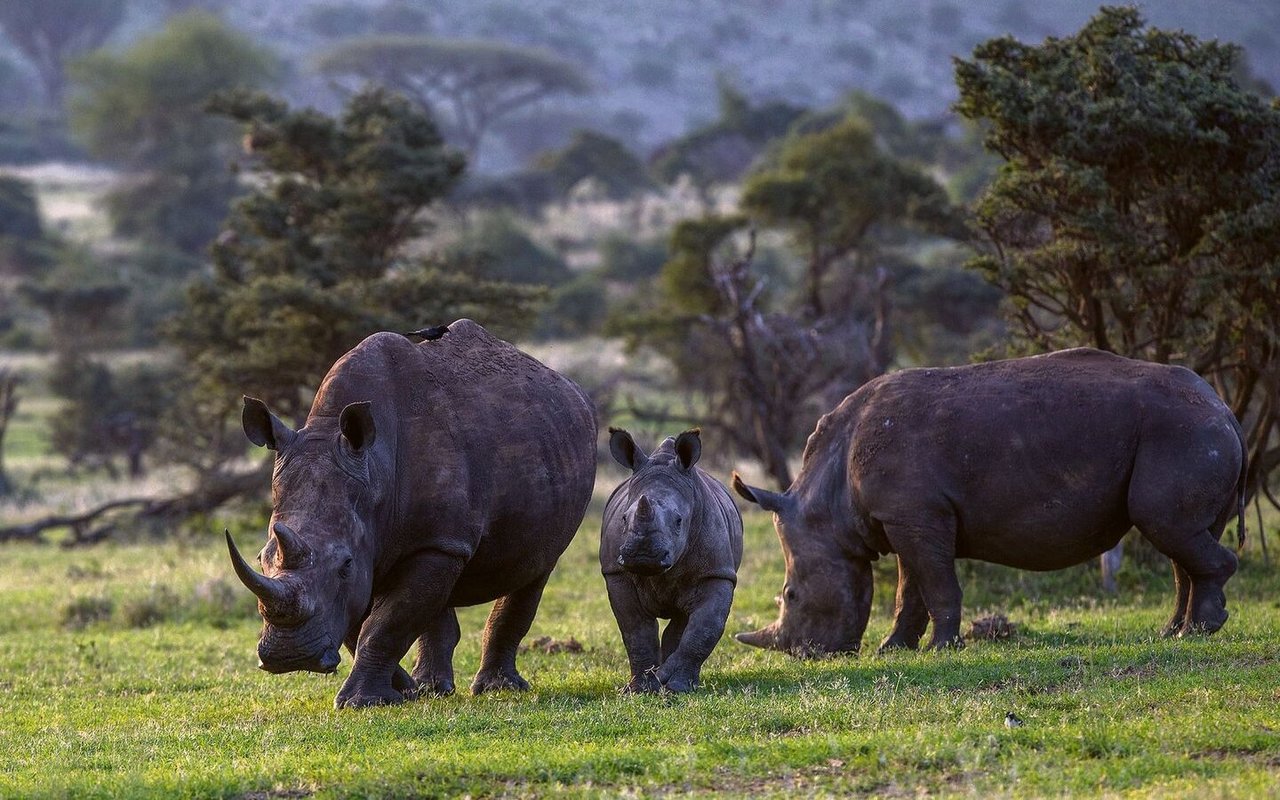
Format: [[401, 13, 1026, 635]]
[[601, 428, 743, 693]]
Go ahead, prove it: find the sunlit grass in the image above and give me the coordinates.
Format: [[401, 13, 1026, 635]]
[[1, 508, 1278, 798]]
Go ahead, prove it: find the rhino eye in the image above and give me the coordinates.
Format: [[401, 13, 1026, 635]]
[[785, 587, 798, 602], [338, 557, 354, 580]]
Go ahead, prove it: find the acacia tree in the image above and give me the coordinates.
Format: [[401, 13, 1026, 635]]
[[741, 116, 960, 319], [620, 114, 963, 489], [316, 36, 589, 163], [0, 0, 126, 109], [67, 12, 278, 253], [955, 6, 1280, 498], [168, 87, 543, 451]]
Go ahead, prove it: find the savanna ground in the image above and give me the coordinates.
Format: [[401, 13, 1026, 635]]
[[2, 492, 1279, 798], [0, 175, 1277, 799]]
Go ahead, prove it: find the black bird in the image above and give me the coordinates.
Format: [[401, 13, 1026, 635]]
[[401, 324, 450, 341]]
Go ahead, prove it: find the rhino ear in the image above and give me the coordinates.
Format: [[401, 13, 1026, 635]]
[[340, 401, 376, 453], [608, 427, 649, 471], [243, 396, 296, 451], [731, 472, 793, 515], [674, 428, 701, 471]]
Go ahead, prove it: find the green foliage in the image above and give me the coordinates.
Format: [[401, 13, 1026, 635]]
[[536, 273, 608, 339], [652, 80, 808, 186], [3, 517, 1280, 796], [658, 214, 750, 315], [59, 594, 113, 630], [46, 352, 175, 477], [316, 35, 590, 160], [67, 12, 279, 252], [168, 87, 539, 425], [955, 5, 1280, 486], [742, 115, 960, 316], [445, 213, 571, 287], [0, 176, 55, 278], [535, 130, 653, 200], [598, 235, 667, 282]]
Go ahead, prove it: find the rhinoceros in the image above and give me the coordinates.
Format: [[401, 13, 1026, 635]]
[[601, 428, 743, 693], [732, 348, 1246, 656], [226, 320, 597, 707]]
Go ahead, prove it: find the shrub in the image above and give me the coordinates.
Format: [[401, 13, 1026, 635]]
[[62, 596, 114, 630]]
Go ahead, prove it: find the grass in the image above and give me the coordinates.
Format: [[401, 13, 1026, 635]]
[[1, 508, 1279, 799]]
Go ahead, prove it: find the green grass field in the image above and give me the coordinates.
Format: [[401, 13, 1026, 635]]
[[2, 508, 1279, 799]]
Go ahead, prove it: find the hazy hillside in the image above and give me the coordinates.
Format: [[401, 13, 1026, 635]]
[[215, 0, 1280, 170]]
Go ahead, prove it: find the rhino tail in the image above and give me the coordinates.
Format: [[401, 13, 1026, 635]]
[[1234, 419, 1247, 550]]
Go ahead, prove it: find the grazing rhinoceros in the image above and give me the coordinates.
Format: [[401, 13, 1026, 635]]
[[226, 320, 597, 707], [601, 428, 743, 693], [732, 348, 1246, 657]]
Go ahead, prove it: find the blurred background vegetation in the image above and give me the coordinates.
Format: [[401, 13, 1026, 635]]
[[0, 1, 1275, 567]]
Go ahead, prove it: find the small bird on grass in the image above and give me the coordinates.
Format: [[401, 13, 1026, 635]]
[[1004, 712, 1024, 729], [401, 324, 450, 341]]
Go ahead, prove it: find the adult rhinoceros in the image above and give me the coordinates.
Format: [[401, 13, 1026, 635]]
[[226, 320, 597, 707], [732, 348, 1246, 657]]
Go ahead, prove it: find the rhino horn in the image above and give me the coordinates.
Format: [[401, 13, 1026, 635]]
[[734, 623, 780, 650], [635, 494, 655, 524], [226, 529, 290, 606], [271, 521, 311, 568]]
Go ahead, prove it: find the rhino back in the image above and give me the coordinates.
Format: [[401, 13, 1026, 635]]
[[831, 349, 1240, 568], [311, 322, 597, 603]]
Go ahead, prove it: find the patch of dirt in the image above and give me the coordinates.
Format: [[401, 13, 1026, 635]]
[[519, 636, 584, 654], [967, 613, 1018, 641]]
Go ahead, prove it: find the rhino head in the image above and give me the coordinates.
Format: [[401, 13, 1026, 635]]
[[608, 428, 702, 576], [730, 474, 873, 658], [226, 396, 379, 675]]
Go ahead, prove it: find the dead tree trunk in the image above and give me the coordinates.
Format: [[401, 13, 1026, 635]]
[[0, 369, 20, 497]]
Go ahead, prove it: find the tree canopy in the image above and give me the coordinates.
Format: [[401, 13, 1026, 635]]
[[169, 87, 542, 429], [0, 0, 126, 109], [741, 116, 960, 317], [316, 36, 589, 164], [956, 5, 1280, 494], [67, 12, 279, 252]]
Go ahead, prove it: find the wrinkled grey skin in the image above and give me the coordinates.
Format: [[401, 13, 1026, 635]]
[[601, 428, 743, 693], [227, 320, 597, 708], [734, 348, 1246, 657]]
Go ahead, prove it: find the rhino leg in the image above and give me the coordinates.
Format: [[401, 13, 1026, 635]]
[[656, 579, 734, 693], [1163, 531, 1236, 636], [410, 607, 460, 697], [879, 558, 930, 652], [605, 575, 661, 693], [344, 633, 415, 693], [887, 522, 964, 650], [471, 572, 552, 695], [1129, 432, 1239, 637], [1159, 561, 1192, 638], [660, 613, 688, 664], [336, 551, 467, 709]]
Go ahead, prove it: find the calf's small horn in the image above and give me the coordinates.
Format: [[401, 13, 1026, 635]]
[[635, 495, 654, 523], [226, 529, 290, 605]]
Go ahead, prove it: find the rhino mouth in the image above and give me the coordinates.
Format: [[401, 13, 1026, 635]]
[[258, 645, 341, 675], [617, 553, 674, 576]]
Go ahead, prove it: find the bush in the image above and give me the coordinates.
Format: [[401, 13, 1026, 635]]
[[536, 273, 607, 338], [446, 214, 571, 287], [598, 236, 667, 282], [62, 596, 114, 630], [121, 585, 179, 629]]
